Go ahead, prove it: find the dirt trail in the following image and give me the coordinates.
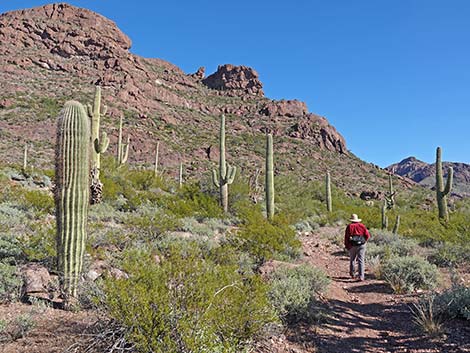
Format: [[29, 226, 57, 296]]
[[300, 226, 470, 353]]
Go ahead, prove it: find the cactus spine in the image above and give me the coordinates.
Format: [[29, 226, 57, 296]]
[[326, 171, 332, 212], [435, 147, 453, 221], [154, 141, 160, 177], [87, 86, 109, 204], [392, 215, 400, 234], [212, 115, 236, 212], [266, 133, 275, 220], [55, 101, 90, 300], [385, 173, 396, 209], [117, 116, 130, 166]]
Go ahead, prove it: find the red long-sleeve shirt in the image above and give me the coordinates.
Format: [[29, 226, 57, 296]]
[[344, 223, 370, 250]]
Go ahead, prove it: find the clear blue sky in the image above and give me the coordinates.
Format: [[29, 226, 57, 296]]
[[2, 1, 470, 167]]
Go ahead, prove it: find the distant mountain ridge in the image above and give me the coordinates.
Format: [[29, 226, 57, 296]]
[[387, 157, 470, 197]]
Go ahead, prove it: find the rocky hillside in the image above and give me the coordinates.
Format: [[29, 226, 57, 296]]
[[0, 3, 407, 194], [388, 156, 470, 197]]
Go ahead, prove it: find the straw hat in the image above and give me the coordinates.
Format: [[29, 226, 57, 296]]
[[349, 214, 362, 223]]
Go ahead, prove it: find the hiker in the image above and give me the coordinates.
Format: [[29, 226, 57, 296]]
[[344, 214, 370, 281]]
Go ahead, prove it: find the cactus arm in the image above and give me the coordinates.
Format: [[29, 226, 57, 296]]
[[443, 167, 453, 196], [179, 162, 183, 188], [212, 169, 220, 188], [120, 136, 130, 165], [117, 116, 123, 163], [392, 215, 400, 234], [226, 164, 237, 184]]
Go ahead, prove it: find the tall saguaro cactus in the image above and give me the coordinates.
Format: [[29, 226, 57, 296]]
[[212, 115, 236, 212], [154, 141, 160, 177], [435, 147, 453, 221], [381, 202, 388, 230], [385, 173, 396, 209], [117, 116, 130, 166], [265, 133, 275, 220], [326, 171, 332, 212], [87, 86, 109, 204], [55, 101, 90, 300]]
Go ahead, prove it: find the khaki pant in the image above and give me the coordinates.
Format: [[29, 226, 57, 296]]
[[349, 244, 366, 280]]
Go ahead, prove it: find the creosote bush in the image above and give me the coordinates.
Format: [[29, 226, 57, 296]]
[[268, 264, 329, 324], [103, 243, 277, 353], [380, 256, 439, 294], [231, 202, 301, 264]]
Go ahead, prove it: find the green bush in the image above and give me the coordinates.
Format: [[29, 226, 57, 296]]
[[103, 244, 277, 353], [365, 230, 419, 263], [232, 204, 301, 264], [428, 242, 470, 267], [0, 234, 23, 264], [434, 285, 470, 320], [380, 256, 439, 293], [0, 263, 22, 303], [167, 183, 223, 219], [268, 264, 329, 323]]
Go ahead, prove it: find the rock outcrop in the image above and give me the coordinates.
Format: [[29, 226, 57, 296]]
[[202, 64, 264, 97], [0, 3, 356, 187]]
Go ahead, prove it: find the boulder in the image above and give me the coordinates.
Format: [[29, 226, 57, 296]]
[[202, 64, 264, 96]]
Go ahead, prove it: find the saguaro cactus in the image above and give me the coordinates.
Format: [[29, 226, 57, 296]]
[[381, 202, 388, 230], [265, 133, 275, 220], [435, 147, 453, 221], [212, 115, 236, 212], [385, 173, 396, 210], [326, 171, 332, 212], [117, 116, 130, 166], [87, 86, 109, 204], [22, 143, 28, 176], [179, 162, 183, 188], [154, 141, 160, 177], [55, 101, 90, 300]]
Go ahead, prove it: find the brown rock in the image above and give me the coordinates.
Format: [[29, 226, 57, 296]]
[[290, 113, 347, 154], [260, 99, 307, 117], [360, 191, 383, 200], [190, 66, 205, 80], [21, 263, 51, 298], [202, 64, 264, 96]]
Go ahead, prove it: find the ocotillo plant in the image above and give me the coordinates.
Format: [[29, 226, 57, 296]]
[[87, 86, 109, 204], [154, 141, 160, 177], [381, 202, 388, 230], [212, 115, 236, 212], [117, 116, 130, 166], [265, 133, 275, 220], [435, 146, 453, 221], [55, 101, 90, 300], [326, 171, 332, 212], [392, 215, 400, 234], [385, 173, 396, 209]]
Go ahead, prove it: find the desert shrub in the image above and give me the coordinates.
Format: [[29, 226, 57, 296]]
[[18, 189, 54, 214], [125, 202, 180, 239], [8, 313, 36, 340], [167, 183, 223, 219], [103, 244, 277, 353], [0, 202, 29, 229], [0, 234, 23, 264], [380, 256, 439, 293], [0, 263, 22, 303], [365, 230, 420, 263], [268, 264, 329, 323], [428, 242, 470, 267], [178, 216, 228, 237], [434, 285, 470, 320], [411, 295, 446, 336], [231, 204, 301, 264], [19, 223, 56, 265]]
